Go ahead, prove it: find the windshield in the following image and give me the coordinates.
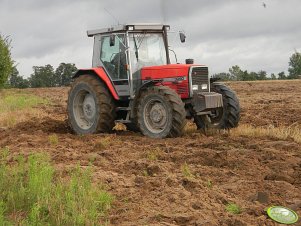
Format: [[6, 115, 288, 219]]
[[129, 33, 167, 74]]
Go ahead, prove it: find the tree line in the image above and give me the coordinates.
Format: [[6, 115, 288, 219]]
[[212, 52, 301, 81], [9, 63, 77, 88], [1, 34, 301, 88]]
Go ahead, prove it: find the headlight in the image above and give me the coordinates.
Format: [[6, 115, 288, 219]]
[[201, 84, 208, 90], [192, 85, 199, 91]]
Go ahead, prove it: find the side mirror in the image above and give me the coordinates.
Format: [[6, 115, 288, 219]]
[[179, 32, 186, 43], [109, 35, 115, 46]]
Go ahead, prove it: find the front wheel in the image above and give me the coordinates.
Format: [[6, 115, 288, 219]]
[[137, 86, 186, 138], [195, 83, 240, 129]]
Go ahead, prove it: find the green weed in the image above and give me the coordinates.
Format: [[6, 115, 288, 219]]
[[206, 179, 213, 188], [48, 134, 59, 146], [147, 152, 158, 161], [225, 203, 242, 214], [146, 147, 162, 161], [142, 170, 149, 177], [0, 147, 10, 160], [0, 152, 113, 225], [181, 162, 195, 179]]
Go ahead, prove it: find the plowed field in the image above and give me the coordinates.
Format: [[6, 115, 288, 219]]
[[1, 80, 301, 225]]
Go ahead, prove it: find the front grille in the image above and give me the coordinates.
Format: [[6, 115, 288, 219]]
[[191, 67, 209, 92]]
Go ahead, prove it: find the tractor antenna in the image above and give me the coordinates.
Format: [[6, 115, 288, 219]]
[[104, 8, 120, 25]]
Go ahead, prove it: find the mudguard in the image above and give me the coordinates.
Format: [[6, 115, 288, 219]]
[[73, 68, 119, 100]]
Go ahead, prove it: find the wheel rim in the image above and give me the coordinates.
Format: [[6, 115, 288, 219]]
[[208, 107, 223, 125], [200, 107, 224, 128], [73, 90, 96, 130], [143, 98, 168, 134]]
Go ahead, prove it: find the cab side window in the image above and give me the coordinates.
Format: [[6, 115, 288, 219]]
[[100, 35, 127, 80]]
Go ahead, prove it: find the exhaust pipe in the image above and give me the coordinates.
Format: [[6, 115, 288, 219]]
[[185, 59, 194, 64]]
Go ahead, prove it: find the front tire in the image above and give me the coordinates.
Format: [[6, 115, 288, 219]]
[[67, 75, 115, 134], [137, 86, 186, 138], [195, 83, 240, 129]]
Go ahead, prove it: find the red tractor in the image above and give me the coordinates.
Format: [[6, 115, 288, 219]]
[[67, 24, 240, 138]]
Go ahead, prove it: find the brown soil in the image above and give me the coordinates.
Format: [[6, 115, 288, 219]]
[[1, 80, 301, 226]]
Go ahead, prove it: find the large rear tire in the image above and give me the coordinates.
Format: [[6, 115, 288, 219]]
[[195, 83, 240, 129], [137, 86, 186, 138], [67, 75, 115, 134]]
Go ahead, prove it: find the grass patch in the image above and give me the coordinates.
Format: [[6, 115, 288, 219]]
[[0, 93, 48, 113], [146, 147, 163, 162], [225, 203, 242, 214], [232, 124, 301, 144], [0, 150, 113, 225], [0, 91, 49, 128]]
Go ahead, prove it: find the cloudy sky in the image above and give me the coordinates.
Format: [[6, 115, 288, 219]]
[[1, 0, 301, 77]]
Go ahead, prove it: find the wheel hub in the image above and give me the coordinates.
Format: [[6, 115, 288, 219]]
[[73, 91, 96, 130], [150, 104, 164, 123], [144, 100, 168, 133], [83, 94, 96, 120]]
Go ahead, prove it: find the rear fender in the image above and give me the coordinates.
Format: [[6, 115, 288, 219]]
[[73, 68, 119, 100]]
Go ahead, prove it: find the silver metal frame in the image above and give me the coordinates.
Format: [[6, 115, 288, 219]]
[[87, 23, 169, 37], [125, 31, 134, 98]]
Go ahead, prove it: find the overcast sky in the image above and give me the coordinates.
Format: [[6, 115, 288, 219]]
[[1, 0, 301, 77]]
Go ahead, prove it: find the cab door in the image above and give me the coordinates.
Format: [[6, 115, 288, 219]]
[[99, 34, 130, 97]]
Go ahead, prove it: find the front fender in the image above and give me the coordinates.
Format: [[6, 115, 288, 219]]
[[73, 68, 119, 100]]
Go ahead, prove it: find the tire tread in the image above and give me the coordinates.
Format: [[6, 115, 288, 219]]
[[67, 75, 116, 134]]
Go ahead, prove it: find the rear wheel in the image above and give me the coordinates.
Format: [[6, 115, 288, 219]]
[[137, 86, 186, 138], [67, 75, 115, 134], [194, 83, 240, 129]]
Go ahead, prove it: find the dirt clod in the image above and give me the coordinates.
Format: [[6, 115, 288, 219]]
[[249, 191, 270, 204], [146, 164, 161, 176], [288, 200, 301, 211], [265, 173, 294, 184]]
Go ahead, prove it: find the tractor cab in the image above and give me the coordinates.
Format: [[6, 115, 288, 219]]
[[87, 24, 171, 98]]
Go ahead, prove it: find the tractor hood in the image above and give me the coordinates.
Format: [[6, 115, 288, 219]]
[[140, 64, 205, 80]]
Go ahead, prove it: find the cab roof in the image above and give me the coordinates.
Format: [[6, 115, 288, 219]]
[[87, 23, 170, 37]]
